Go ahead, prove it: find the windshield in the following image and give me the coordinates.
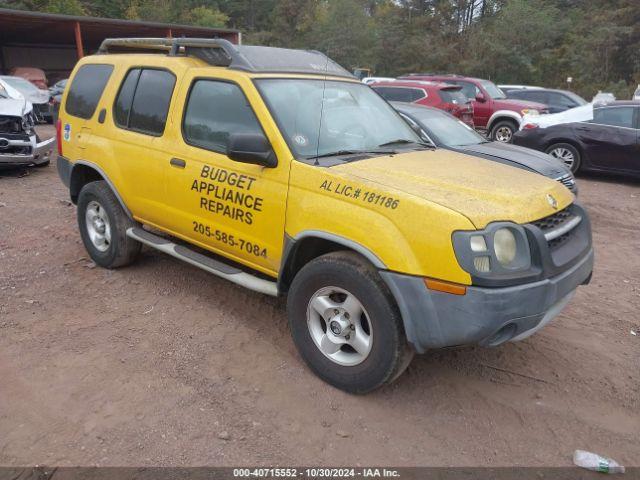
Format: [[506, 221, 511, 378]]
[[1, 76, 39, 93], [255, 79, 421, 159], [480, 80, 506, 99], [565, 91, 588, 106], [408, 108, 486, 147]]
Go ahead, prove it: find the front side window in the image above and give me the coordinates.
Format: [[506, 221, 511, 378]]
[[452, 81, 479, 100], [438, 88, 468, 105], [183, 80, 263, 153], [592, 107, 635, 128], [114, 68, 175, 136], [256, 79, 421, 159], [479, 80, 506, 99], [65, 64, 114, 119]]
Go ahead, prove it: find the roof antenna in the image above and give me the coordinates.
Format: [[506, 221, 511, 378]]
[[313, 51, 330, 166]]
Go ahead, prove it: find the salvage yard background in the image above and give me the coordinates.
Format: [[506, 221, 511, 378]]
[[0, 126, 638, 466]]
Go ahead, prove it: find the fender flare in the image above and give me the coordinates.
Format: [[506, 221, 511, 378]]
[[487, 110, 522, 131], [71, 160, 133, 219]]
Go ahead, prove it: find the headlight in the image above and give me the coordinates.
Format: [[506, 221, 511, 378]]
[[452, 223, 532, 281], [494, 228, 517, 266], [521, 108, 539, 116]]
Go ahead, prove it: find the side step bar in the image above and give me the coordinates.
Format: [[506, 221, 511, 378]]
[[126, 227, 278, 297]]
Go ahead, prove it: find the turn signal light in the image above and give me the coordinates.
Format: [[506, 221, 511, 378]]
[[522, 123, 539, 130], [424, 278, 467, 296]]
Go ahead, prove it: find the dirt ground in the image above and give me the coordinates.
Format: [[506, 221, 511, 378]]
[[0, 125, 638, 468]]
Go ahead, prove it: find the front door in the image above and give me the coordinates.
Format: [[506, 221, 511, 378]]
[[576, 106, 637, 172], [158, 74, 290, 276]]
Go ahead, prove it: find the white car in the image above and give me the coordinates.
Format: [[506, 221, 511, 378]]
[[0, 75, 53, 123], [0, 78, 55, 169], [520, 103, 594, 130]]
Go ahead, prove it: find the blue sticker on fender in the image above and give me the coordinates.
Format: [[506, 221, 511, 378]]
[[63, 123, 71, 141]]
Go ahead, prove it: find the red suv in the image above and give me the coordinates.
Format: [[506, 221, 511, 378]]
[[399, 74, 549, 142], [371, 80, 474, 127]]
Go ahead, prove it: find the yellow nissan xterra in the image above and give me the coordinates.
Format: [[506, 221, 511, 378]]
[[56, 38, 594, 393]]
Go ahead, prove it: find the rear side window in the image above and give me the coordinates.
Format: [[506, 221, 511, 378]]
[[65, 64, 114, 119], [592, 107, 635, 128], [183, 80, 262, 153], [373, 86, 424, 103], [114, 68, 176, 136]]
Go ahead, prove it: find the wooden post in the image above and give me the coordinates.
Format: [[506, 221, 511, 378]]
[[74, 21, 84, 59], [167, 28, 173, 38]]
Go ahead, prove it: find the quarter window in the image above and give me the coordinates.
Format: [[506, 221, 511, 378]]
[[593, 107, 635, 128], [113, 68, 175, 136], [373, 86, 424, 103], [65, 64, 114, 119], [183, 80, 262, 153]]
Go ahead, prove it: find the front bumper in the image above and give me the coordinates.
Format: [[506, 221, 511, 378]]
[[0, 135, 55, 168], [381, 247, 593, 353]]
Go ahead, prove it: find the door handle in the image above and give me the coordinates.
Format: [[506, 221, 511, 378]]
[[170, 157, 186, 168]]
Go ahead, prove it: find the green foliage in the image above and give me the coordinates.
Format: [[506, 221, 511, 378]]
[[5, 0, 639, 98]]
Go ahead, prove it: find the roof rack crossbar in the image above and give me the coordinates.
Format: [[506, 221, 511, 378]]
[[97, 37, 252, 69]]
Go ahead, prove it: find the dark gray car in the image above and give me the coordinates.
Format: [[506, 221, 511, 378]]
[[392, 102, 577, 194]]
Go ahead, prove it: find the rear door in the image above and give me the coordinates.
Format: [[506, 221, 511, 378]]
[[575, 106, 637, 171]]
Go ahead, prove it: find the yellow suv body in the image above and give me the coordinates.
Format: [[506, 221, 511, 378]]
[[57, 38, 593, 393]]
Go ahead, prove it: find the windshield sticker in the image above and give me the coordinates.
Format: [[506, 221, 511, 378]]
[[191, 165, 263, 225], [293, 134, 308, 146], [63, 123, 71, 141], [320, 179, 399, 210]]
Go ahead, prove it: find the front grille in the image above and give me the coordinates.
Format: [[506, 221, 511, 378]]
[[532, 207, 573, 232], [556, 173, 577, 192], [531, 206, 582, 252]]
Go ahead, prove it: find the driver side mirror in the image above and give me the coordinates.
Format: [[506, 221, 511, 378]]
[[475, 93, 486, 103], [227, 133, 277, 168]]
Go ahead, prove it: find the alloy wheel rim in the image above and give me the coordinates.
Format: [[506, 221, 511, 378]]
[[495, 126, 513, 142], [85, 200, 111, 252], [549, 147, 575, 169], [306, 286, 373, 366]]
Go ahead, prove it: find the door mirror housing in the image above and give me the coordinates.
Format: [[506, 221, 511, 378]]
[[227, 133, 277, 168], [475, 93, 486, 103]]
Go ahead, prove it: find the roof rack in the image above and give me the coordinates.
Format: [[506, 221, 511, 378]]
[[97, 37, 354, 78]]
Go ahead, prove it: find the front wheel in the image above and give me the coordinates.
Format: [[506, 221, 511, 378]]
[[490, 120, 517, 143], [77, 180, 141, 268], [287, 251, 413, 394], [546, 143, 581, 173]]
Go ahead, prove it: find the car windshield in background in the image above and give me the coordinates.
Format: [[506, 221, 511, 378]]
[[411, 108, 486, 147], [565, 91, 588, 106], [480, 80, 506, 99], [439, 88, 468, 105], [1, 76, 40, 93], [255, 79, 421, 160]]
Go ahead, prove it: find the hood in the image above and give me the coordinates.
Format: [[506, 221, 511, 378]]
[[0, 96, 32, 117], [522, 103, 593, 128], [458, 141, 570, 178], [333, 149, 573, 228], [493, 98, 547, 112], [19, 88, 50, 105]]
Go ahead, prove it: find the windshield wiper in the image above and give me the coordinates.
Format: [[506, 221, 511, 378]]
[[309, 149, 393, 160], [378, 139, 433, 148]]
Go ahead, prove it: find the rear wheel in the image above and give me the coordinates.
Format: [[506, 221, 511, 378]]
[[546, 143, 581, 173], [287, 251, 413, 394], [490, 120, 518, 143], [77, 180, 141, 268]]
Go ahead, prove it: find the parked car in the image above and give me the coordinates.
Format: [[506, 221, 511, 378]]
[[10, 67, 48, 89], [0, 75, 53, 123], [399, 74, 549, 142], [513, 101, 640, 177], [392, 102, 577, 193], [362, 76, 394, 85], [49, 78, 68, 96], [500, 86, 588, 114], [0, 81, 54, 169], [372, 80, 474, 126], [56, 37, 593, 393], [592, 91, 616, 105]]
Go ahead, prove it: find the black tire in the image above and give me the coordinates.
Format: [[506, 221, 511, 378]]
[[287, 251, 413, 394], [77, 180, 141, 268], [490, 119, 518, 143], [545, 142, 581, 174]]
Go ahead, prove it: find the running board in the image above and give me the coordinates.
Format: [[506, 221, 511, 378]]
[[126, 227, 278, 296]]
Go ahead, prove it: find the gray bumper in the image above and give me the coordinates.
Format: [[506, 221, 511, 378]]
[[381, 248, 594, 353], [0, 136, 54, 168]]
